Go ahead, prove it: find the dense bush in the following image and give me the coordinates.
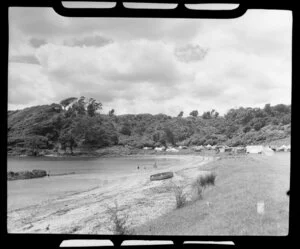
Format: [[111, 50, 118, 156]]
[[8, 100, 291, 153]]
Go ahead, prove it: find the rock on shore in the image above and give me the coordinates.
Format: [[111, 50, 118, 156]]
[[8, 169, 47, 181]]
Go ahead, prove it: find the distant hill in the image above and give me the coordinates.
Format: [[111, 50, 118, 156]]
[[7, 98, 291, 156]]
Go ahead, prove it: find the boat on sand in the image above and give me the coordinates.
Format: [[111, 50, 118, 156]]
[[150, 172, 174, 181]]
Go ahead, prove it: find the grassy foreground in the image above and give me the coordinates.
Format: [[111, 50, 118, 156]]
[[134, 153, 290, 235]]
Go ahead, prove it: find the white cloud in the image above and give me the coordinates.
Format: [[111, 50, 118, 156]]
[[8, 8, 292, 115], [8, 62, 56, 109]]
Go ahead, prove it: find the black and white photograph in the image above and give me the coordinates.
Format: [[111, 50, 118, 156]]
[[7, 6, 291, 236]]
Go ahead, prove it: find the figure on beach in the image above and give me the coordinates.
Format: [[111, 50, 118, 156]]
[[137, 165, 140, 170]]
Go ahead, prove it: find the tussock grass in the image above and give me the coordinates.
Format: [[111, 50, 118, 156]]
[[197, 173, 217, 188], [192, 173, 217, 199], [172, 184, 187, 209], [107, 201, 132, 235]]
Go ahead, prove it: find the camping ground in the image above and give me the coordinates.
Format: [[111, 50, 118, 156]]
[[135, 153, 290, 235]]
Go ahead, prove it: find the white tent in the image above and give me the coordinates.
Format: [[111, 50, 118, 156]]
[[178, 145, 188, 149], [193, 146, 203, 152], [217, 145, 228, 153], [166, 148, 179, 152], [219, 147, 225, 153], [154, 147, 165, 152], [277, 145, 287, 152], [246, 145, 263, 154]]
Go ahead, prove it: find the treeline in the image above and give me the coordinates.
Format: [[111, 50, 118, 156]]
[[7, 97, 291, 155]]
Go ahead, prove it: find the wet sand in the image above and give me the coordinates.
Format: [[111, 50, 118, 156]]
[[7, 155, 214, 234]]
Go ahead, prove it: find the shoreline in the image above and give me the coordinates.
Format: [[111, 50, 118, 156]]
[[7, 136, 291, 159], [7, 155, 215, 234]]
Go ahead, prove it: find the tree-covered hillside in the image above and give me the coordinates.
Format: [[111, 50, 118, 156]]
[[7, 97, 291, 156]]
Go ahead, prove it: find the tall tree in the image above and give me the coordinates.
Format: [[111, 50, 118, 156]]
[[177, 111, 184, 118], [25, 136, 48, 156], [202, 111, 211, 119], [189, 110, 198, 117], [58, 132, 77, 154], [73, 96, 87, 115], [87, 98, 102, 117], [59, 97, 77, 110], [108, 109, 115, 117]]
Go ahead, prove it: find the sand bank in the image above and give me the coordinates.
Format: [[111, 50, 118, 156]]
[[7, 155, 215, 234]]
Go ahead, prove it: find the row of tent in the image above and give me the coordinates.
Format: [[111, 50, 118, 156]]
[[144, 146, 180, 152], [144, 144, 290, 154]]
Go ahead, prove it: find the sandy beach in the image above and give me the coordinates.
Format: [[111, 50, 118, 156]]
[[7, 155, 215, 234]]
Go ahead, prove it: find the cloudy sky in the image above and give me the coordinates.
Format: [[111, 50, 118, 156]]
[[8, 7, 292, 116]]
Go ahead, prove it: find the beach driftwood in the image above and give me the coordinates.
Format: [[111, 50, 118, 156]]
[[150, 172, 174, 181]]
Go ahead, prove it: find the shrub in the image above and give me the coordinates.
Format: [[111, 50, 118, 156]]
[[189, 110, 199, 117], [120, 125, 131, 136], [173, 184, 187, 209], [243, 126, 251, 133], [107, 201, 131, 235], [252, 119, 266, 131], [196, 173, 216, 188]]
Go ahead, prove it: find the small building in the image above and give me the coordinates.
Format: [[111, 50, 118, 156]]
[[224, 147, 233, 152], [246, 145, 275, 155], [232, 147, 246, 154]]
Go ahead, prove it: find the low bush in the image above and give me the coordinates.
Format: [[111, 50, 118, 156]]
[[107, 201, 131, 235]]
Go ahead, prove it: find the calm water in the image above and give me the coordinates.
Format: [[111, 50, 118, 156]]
[[7, 156, 180, 175], [7, 153, 290, 211], [7, 155, 182, 210]]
